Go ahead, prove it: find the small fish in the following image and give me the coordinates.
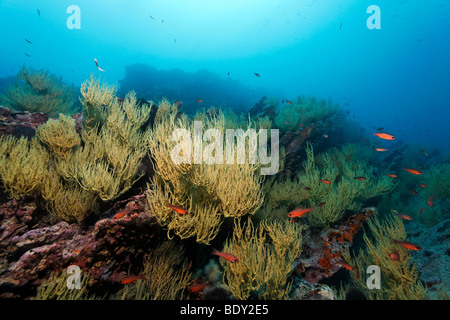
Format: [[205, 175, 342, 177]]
[[386, 174, 398, 178], [376, 148, 388, 152], [196, 99, 203, 103], [389, 251, 400, 261], [187, 282, 210, 294], [339, 22, 342, 30], [165, 202, 189, 215], [286, 100, 292, 104], [403, 168, 423, 175], [318, 202, 325, 207], [288, 207, 315, 218], [149, 15, 155, 19], [120, 274, 146, 284], [112, 209, 129, 220], [354, 177, 367, 180], [337, 261, 356, 271], [94, 58, 105, 72], [254, 72, 260, 77], [284, 121, 288, 124], [391, 209, 399, 214], [227, 72, 230, 76], [427, 196, 433, 207], [37, 9, 40, 17], [395, 213, 413, 221], [417, 208, 425, 215], [25, 38, 32, 44], [304, 187, 311, 191], [374, 132, 396, 140], [420, 150, 429, 156], [392, 239, 422, 251], [418, 184, 427, 188], [323, 134, 329, 138], [174, 38, 176, 43], [409, 190, 418, 195], [24, 53, 31, 57], [320, 179, 331, 184], [212, 248, 239, 263], [376, 127, 384, 131]]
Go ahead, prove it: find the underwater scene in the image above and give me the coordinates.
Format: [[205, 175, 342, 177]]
[[0, 0, 449, 309]]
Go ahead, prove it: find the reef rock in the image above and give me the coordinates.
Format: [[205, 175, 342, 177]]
[[0, 106, 48, 139], [0, 191, 163, 299]]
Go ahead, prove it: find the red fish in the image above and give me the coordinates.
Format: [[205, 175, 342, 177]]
[[112, 209, 129, 220], [288, 207, 315, 218], [120, 275, 146, 284], [376, 148, 388, 152], [409, 190, 418, 195], [304, 187, 311, 191], [212, 248, 239, 263], [323, 134, 329, 138], [374, 132, 395, 140], [320, 179, 331, 184], [418, 184, 427, 188], [403, 168, 423, 175], [94, 58, 105, 72], [392, 239, 422, 251], [196, 99, 203, 102], [286, 100, 292, 104], [187, 282, 210, 294], [318, 202, 325, 207], [385, 174, 398, 178], [165, 202, 189, 215], [427, 196, 433, 207], [389, 251, 400, 261], [395, 213, 413, 221], [354, 177, 367, 180], [337, 261, 356, 271]]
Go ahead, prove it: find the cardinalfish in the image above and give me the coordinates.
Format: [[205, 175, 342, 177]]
[[320, 179, 331, 184], [354, 177, 367, 180], [318, 202, 325, 207], [288, 207, 315, 218], [392, 239, 422, 251], [386, 174, 398, 178], [418, 183, 427, 188], [409, 190, 418, 195], [120, 274, 146, 284], [196, 99, 203, 102], [212, 248, 239, 263], [389, 251, 400, 261], [112, 208, 130, 220], [374, 132, 395, 140], [286, 100, 292, 104], [394, 213, 413, 221], [403, 168, 423, 175], [376, 148, 388, 152], [187, 282, 210, 294], [336, 261, 357, 271], [427, 196, 434, 207], [165, 202, 189, 215]]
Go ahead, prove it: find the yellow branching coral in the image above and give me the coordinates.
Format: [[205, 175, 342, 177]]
[[343, 215, 427, 300], [118, 241, 192, 300], [36, 114, 81, 160], [146, 105, 264, 244], [1, 66, 76, 117], [267, 143, 396, 228], [36, 269, 96, 300], [220, 218, 303, 300], [0, 136, 49, 198]]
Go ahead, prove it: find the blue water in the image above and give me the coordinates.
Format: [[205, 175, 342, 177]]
[[1, 0, 449, 152]]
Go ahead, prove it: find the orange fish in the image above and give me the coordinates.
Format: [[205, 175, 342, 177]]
[[120, 275, 146, 284], [323, 134, 329, 138], [337, 261, 356, 271], [418, 184, 427, 188], [304, 187, 311, 191], [165, 202, 189, 215], [112, 209, 129, 220], [94, 58, 105, 72], [403, 168, 423, 175], [187, 282, 210, 294], [288, 207, 315, 218], [392, 239, 422, 251], [385, 174, 398, 178], [212, 248, 239, 263], [427, 196, 433, 207], [286, 100, 292, 104], [389, 251, 400, 261], [395, 213, 413, 221], [409, 190, 418, 195], [196, 99, 203, 102], [318, 202, 325, 207], [354, 177, 367, 180], [376, 148, 388, 152], [374, 132, 395, 140], [320, 179, 331, 184]]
